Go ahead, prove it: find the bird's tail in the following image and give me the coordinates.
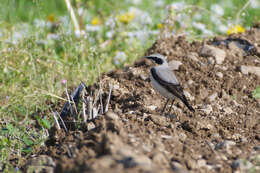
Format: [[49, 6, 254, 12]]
[[182, 96, 195, 112]]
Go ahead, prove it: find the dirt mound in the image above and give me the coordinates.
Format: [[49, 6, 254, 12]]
[[25, 29, 260, 173]]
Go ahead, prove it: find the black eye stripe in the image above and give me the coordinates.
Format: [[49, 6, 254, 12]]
[[146, 56, 163, 64]]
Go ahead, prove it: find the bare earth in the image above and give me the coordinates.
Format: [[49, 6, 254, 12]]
[[25, 28, 260, 173]]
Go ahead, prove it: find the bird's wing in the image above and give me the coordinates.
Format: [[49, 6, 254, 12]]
[[151, 67, 182, 95], [151, 67, 195, 112]]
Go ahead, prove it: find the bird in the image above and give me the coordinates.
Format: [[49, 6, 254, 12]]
[[145, 53, 195, 114]]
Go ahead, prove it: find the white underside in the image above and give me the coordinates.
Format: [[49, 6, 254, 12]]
[[150, 72, 175, 99]]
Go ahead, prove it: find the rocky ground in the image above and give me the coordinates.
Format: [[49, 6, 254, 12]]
[[25, 28, 260, 173]]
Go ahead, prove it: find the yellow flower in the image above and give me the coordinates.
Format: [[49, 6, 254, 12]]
[[91, 17, 101, 25], [157, 23, 163, 29], [47, 14, 55, 22], [227, 25, 245, 35], [117, 12, 135, 24]]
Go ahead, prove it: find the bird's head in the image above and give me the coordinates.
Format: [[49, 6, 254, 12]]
[[145, 53, 168, 66]]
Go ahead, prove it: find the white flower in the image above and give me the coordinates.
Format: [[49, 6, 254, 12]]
[[47, 33, 60, 40], [78, 7, 84, 16], [210, 15, 222, 25], [154, 0, 164, 7], [34, 19, 46, 28], [218, 24, 228, 33], [128, 7, 152, 25], [193, 14, 202, 20], [114, 51, 127, 65], [250, 0, 259, 8], [169, 2, 186, 11], [85, 24, 101, 32], [132, 0, 142, 5], [106, 30, 114, 39], [105, 17, 116, 29], [210, 4, 224, 16], [192, 22, 206, 31]]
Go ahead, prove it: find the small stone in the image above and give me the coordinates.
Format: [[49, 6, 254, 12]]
[[231, 159, 253, 171], [208, 92, 218, 102], [197, 159, 207, 168], [170, 161, 187, 172], [140, 73, 149, 81], [106, 111, 119, 120], [133, 155, 152, 170], [216, 72, 223, 78], [201, 104, 213, 114], [254, 145, 260, 151], [187, 52, 199, 62], [152, 152, 168, 166], [185, 159, 198, 169], [184, 91, 195, 101], [208, 57, 215, 65], [87, 122, 96, 130], [147, 105, 157, 111], [187, 79, 194, 85], [239, 65, 260, 77], [150, 115, 168, 126], [168, 60, 183, 70], [215, 140, 236, 150], [224, 107, 233, 114], [200, 45, 226, 64], [161, 135, 173, 139]]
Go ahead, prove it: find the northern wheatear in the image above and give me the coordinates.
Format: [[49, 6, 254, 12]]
[[145, 53, 195, 113]]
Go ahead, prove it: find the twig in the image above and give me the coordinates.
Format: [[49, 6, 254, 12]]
[[99, 88, 104, 114], [87, 96, 93, 120], [56, 111, 68, 133], [105, 84, 113, 113], [65, 87, 73, 116], [64, 0, 81, 34], [82, 89, 87, 122], [52, 111, 61, 130]]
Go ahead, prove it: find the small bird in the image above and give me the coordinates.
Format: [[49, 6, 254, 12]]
[[145, 53, 195, 113]]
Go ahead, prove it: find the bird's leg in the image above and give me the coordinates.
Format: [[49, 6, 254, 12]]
[[161, 99, 169, 114], [167, 98, 175, 115]]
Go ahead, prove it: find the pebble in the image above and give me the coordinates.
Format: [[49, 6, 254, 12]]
[[200, 45, 226, 64], [231, 159, 253, 171], [215, 140, 236, 150], [184, 91, 195, 101], [106, 111, 119, 120], [239, 65, 260, 77], [170, 161, 187, 173], [168, 60, 183, 70], [150, 115, 169, 126], [187, 52, 199, 62], [216, 72, 223, 78], [208, 92, 218, 102], [224, 107, 233, 114], [87, 122, 96, 131], [201, 104, 213, 114], [208, 57, 215, 65], [197, 159, 207, 167], [147, 105, 157, 111], [253, 145, 260, 151]]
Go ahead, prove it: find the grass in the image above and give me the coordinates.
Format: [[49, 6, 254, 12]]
[[0, 0, 259, 171]]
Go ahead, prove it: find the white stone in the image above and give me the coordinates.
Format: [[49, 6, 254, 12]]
[[216, 72, 223, 78], [168, 60, 183, 70], [200, 45, 226, 64], [239, 65, 260, 77]]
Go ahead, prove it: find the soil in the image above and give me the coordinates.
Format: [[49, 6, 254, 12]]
[[25, 28, 260, 173]]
